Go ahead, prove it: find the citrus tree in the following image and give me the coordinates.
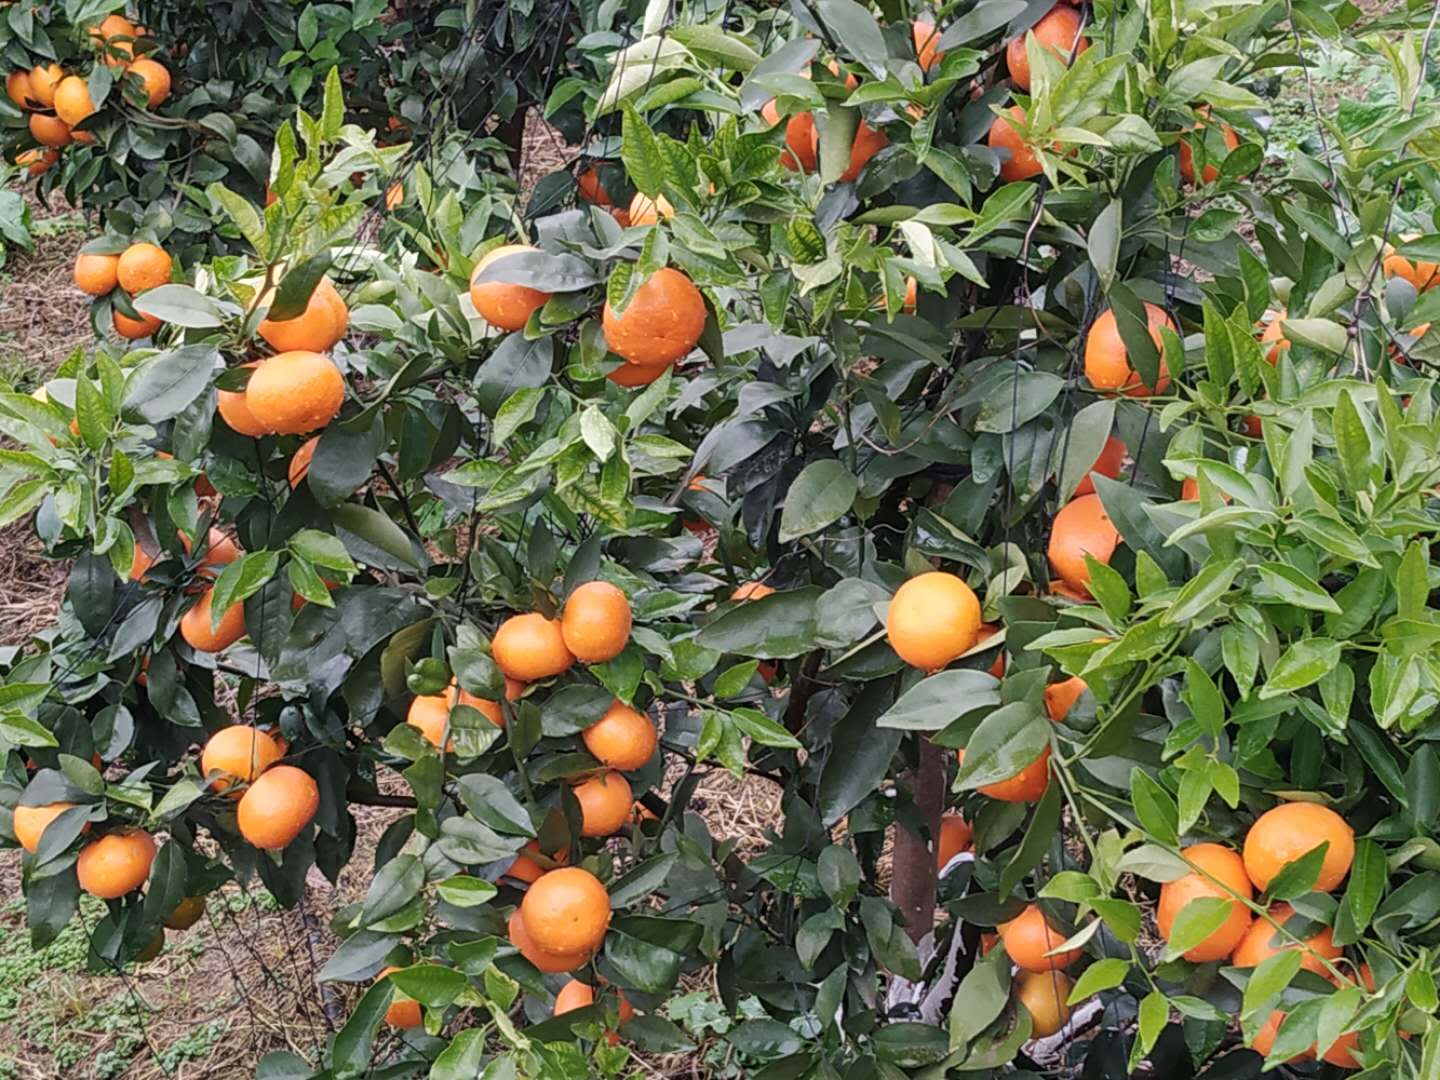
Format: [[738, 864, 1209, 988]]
[[6, 0, 1440, 1076]]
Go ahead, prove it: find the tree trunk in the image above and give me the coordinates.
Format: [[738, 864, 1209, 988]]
[[891, 735, 945, 943]]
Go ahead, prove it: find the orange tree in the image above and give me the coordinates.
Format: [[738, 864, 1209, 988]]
[[5, 0, 1440, 1076]]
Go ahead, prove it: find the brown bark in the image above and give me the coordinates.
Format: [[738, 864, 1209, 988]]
[[891, 735, 945, 943]]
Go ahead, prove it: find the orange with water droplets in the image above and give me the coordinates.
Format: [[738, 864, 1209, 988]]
[[913, 21, 944, 70], [1249, 1010, 1312, 1063], [839, 121, 888, 183], [258, 278, 347, 353], [53, 76, 94, 127], [1015, 970, 1072, 1037], [886, 571, 981, 672], [1044, 676, 1087, 722], [1156, 842, 1253, 962], [237, 764, 319, 850], [114, 308, 162, 340], [246, 350, 345, 435], [1383, 235, 1440, 292], [1047, 493, 1120, 598], [978, 746, 1052, 802], [117, 243, 172, 294], [180, 527, 241, 577], [974, 623, 1005, 678], [1178, 109, 1240, 185], [520, 867, 612, 957], [606, 360, 671, 387], [218, 362, 266, 436], [76, 828, 156, 898], [126, 58, 170, 108], [201, 725, 283, 794], [561, 581, 632, 663], [504, 839, 569, 884], [998, 904, 1081, 973], [180, 588, 247, 652], [554, 979, 633, 1045], [469, 244, 551, 332], [1085, 304, 1175, 396], [288, 436, 319, 488], [573, 771, 633, 838], [28, 63, 63, 108], [74, 253, 120, 296], [1259, 311, 1289, 364], [576, 166, 612, 206], [6, 70, 35, 110], [492, 612, 574, 682], [1243, 801, 1354, 893], [508, 907, 591, 972], [602, 267, 706, 367]]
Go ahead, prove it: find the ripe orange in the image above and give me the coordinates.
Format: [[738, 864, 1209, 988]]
[[245, 350, 345, 435], [1231, 903, 1341, 976], [913, 21, 943, 71], [92, 13, 136, 44], [936, 813, 971, 869], [972, 624, 1005, 678], [492, 612, 575, 682], [1259, 312, 1289, 364], [237, 765, 319, 850], [561, 581, 632, 663], [997, 904, 1081, 973], [74, 253, 119, 296], [762, 101, 819, 172], [180, 527, 241, 577], [1014, 970, 1072, 1037], [288, 436, 319, 488], [217, 362, 266, 436], [258, 278, 347, 352], [113, 308, 162, 340], [628, 192, 674, 226], [508, 908, 591, 972], [13, 802, 79, 854], [1006, 5, 1087, 92], [17, 148, 59, 176], [520, 866, 612, 956], [468, 243, 551, 332], [732, 582, 774, 601], [1178, 110, 1240, 186], [7, 70, 35, 109], [576, 166, 612, 206], [554, 979, 633, 1045], [1249, 1011, 1312, 1063], [163, 896, 206, 931], [606, 360, 671, 387], [134, 929, 164, 963], [886, 571, 982, 672], [573, 771, 633, 837], [1243, 801, 1354, 893], [1047, 493, 1120, 598], [977, 746, 1051, 802], [201, 725, 283, 794], [378, 966, 422, 1028], [126, 58, 170, 107], [1074, 435, 1126, 496], [1383, 234, 1440, 291], [602, 267, 706, 367], [988, 105, 1042, 182], [76, 828, 156, 898], [406, 681, 502, 746], [28, 63, 63, 108], [582, 701, 657, 771], [504, 839, 569, 884], [180, 589, 247, 652], [838, 121, 889, 183], [53, 76, 94, 127], [1156, 842, 1253, 962], [28, 113, 72, 148], [116, 243, 171, 294], [1044, 676, 1087, 722], [1084, 304, 1175, 396]]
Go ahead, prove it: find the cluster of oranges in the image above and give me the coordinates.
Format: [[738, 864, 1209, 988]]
[[7, 13, 170, 174], [468, 243, 706, 389], [72, 239, 172, 339], [1157, 801, 1364, 1065], [984, 4, 1089, 182]]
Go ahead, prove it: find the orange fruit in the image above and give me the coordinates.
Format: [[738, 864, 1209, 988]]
[[602, 267, 706, 367], [1383, 235, 1440, 291], [997, 903, 1081, 973], [576, 166, 612, 206], [1181, 476, 1200, 501], [180, 588, 247, 652], [582, 701, 657, 771], [606, 360, 671, 387], [1047, 493, 1120, 598], [554, 980, 633, 1045], [384, 182, 403, 211], [93, 13, 135, 42], [76, 828, 156, 898], [378, 966, 422, 1028], [838, 121, 889, 183], [732, 582, 774, 601], [1231, 903, 1342, 976], [974, 623, 1005, 677], [762, 101, 819, 172], [519, 866, 612, 956], [561, 581, 632, 663], [236, 764, 318, 850], [7, 70, 35, 109], [1156, 842, 1253, 962], [245, 350, 345, 435], [1006, 5, 1087, 92], [573, 771, 633, 838], [1074, 435, 1126, 496], [258, 279, 347, 353], [27, 64, 63, 108], [74, 253, 120, 296], [13, 802, 79, 854], [468, 243, 551, 332], [978, 746, 1051, 802], [466, 677, 523, 729], [117, 243, 171, 294], [163, 896, 206, 931], [406, 681, 502, 747], [1249, 1011, 1312, 1063], [504, 840, 569, 884], [28, 113, 72, 148], [17, 148, 59, 176], [288, 436, 320, 487], [609, 208, 632, 228], [180, 527, 242, 577], [134, 934, 165, 967], [1259, 313, 1289, 364], [218, 362, 266, 436], [201, 725, 283, 794], [507, 908, 590, 972], [492, 613, 574, 682], [1044, 676, 1087, 721], [126, 58, 170, 107], [1243, 801, 1354, 893], [988, 105, 1042, 182], [936, 813, 971, 869], [53, 76, 94, 127], [113, 308, 161, 340], [1084, 304, 1175, 396], [1178, 110, 1240, 185], [628, 192, 674, 226], [913, 21, 943, 71], [1014, 970, 1072, 1037], [886, 571, 982, 672]]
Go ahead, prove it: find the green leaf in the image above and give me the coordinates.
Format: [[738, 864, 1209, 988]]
[[1068, 957, 1130, 1003], [779, 459, 857, 542], [731, 707, 803, 748], [1253, 563, 1341, 613], [122, 345, 219, 424], [289, 528, 357, 573], [1242, 949, 1303, 1018], [1164, 558, 1243, 626], [877, 669, 1001, 730], [1129, 768, 1178, 847], [266, 252, 331, 322], [1163, 897, 1230, 959], [1263, 841, 1328, 900], [331, 504, 422, 570], [210, 551, 279, 630], [1260, 638, 1341, 698], [1334, 838, 1384, 945], [1087, 198, 1121, 289], [953, 702, 1050, 791], [621, 104, 667, 197], [696, 586, 821, 659], [133, 284, 229, 328]]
